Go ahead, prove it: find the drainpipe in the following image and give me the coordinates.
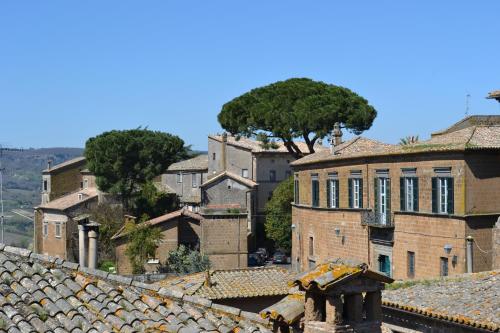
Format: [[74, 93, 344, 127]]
[[466, 236, 473, 273], [78, 224, 87, 267]]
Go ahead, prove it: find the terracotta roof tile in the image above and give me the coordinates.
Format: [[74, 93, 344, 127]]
[[209, 135, 327, 154], [42, 156, 86, 173], [167, 154, 208, 171], [201, 171, 258, 188], [0, 244, 273, 333], [36, 188, 98, 211]]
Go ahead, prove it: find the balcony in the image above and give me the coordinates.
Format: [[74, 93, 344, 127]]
[[361, 210, 395, 228]]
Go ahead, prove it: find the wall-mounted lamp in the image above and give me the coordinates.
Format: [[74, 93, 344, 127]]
[[444, 244, 453, 254], [291, 224, 296, 229], [335, 228, 341, 237]]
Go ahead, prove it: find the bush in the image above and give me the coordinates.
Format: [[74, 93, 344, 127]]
[[166, 245, 210, 274]]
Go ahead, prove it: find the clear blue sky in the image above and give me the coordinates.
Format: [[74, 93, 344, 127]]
[[1, 1, 499, 150]]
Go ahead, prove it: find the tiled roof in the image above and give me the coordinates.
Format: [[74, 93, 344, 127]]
[[0, 244, 272, 333], [487, 90, 500, 100], [383, 270, 500, 332], [292, 123, 500, 167], [43, 156, 86, 173], [112, 208, 202, 240], [259, 294, 304, 324], [201, 171, 258, 188], [167, 155, 208, 172], [160, 266, 293, 300], [209, 135, 327, 154], [154, 181, 176, 194], [291, 258, 393, 291], [36, 188, 98, 211]]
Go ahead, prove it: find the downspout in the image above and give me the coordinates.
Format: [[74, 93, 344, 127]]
[[466, 236, 474, 273], [237, 215, 241, 268], [366, 160, 371, 266]]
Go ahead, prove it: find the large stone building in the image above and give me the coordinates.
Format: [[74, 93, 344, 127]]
[[34, 157, 100, 261], [291, 115, 500, 279]]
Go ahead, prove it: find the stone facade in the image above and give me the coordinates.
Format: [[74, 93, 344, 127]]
[[292, 148, 500, 279]]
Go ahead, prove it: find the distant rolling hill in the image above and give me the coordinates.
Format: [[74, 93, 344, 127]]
[[1, 147, 83, 247]]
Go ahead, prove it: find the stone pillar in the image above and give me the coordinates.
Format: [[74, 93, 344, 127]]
[[344, 293, 363, 323], [78, 225, 87, 267], [88, 228, 98, 269], [305, 292, 324, 322], [325, 294, 343, 325], [364, 290, 382, 321]]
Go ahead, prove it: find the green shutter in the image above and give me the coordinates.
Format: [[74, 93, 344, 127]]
[[348, 179, 353, 208], [335, 180, 340, 208], [447, 177, 454, 214], [413, 177, 419, 212], [386, 178, 391, 222], [400, 177, 406, 211], [326, 180, 331, 208], [431, 177, 438, 213], [359, 179, 363, 208], [374, 178, 379, 214]]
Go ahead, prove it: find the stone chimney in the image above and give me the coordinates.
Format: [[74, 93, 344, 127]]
[[330, 123, 343, 154], [77, 217, 100, 269], [221, 132, 228, 171], [87, 224, 99, 269], [47, 160, 52, 170]]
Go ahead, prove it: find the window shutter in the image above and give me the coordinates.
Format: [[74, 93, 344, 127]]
[[413, 177, 419, 212], [374, 178, 379, 214], [335, 180, 340, 208], [447, 177, 454, 214], [348, 179, 353, 208], [326, 180, 331, 208], [431, 177, 438, 213], [359, 179, 363, 208], [386, 178, 391, 222], [400, 177, 405, 211]]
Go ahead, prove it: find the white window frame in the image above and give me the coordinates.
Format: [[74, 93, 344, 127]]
[[55, 222, 61, 238], [177, 172, 183, 183], [438, 177, 448, 214], [83, 178, 89, 189], [191, 173, 197, 188], [329, 180, 338, 208], [379, 178, 387, 225], [405, 177, 414, 212], [43, 222, 48, 237], [242, 169, 249, 178], [352, 178, 360, 208]]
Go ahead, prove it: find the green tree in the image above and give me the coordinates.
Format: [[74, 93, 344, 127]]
[[399, 135, 419, 145], [265, 176, 294, 252], [218, 78, 377, 158], [84, 129, 188, 210], [124, 220, 164, 274], [133, 181, 180, 220], [166, 245, 210, 274], [89, 203, 124, 260]]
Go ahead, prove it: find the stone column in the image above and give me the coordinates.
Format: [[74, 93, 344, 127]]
[[305, 292, 324, 322], [88, 228, 98, 269], [325, 294, 343, 325], [78, 225, 87, 267], [364, 290, 382, 321], [344, 293, 363, 323]]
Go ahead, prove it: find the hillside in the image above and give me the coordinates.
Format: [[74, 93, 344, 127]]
[[1, 147, 84, 247]]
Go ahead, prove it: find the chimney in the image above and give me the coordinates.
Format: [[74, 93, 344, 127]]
[[330, 123, 343, 153], [87, 223, 99, 270], [221, 132, 228, 171], [47, 160, 52, 170]]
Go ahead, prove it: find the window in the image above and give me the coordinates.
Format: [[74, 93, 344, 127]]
[[43, 180, 48, 192], [309, 236, 314, 256], [440, 257, 449, 276], [191, 173, 197, 188], [212, 153, 216, 160], [311, 174, 319, 207], [269, 170, 276, 182], [432, 177, 454, 214], [294, 175, 300, 204], [327, 178, 339, 208], [43, 222, 48, 237], [407, 251, 415, 278], [348, 178, 363, 208], [374, 177, 391, 225], [242, 169, 249, 178], [83, 179, 89, 189], [400, 177, 419, 212], [55, 222, 61, 238], [378, 254, 391, 277], [285, 170, 292, 178], [177, 173, 183, 183]]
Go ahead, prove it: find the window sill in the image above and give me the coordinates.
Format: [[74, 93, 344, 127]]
[[393, 210, 461, 219], [292, 203, 371, 212]]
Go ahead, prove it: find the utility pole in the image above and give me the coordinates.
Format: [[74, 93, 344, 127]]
[[0, 145, 23, 244]]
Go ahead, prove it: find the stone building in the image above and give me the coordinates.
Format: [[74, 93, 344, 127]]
[[291, 115, 500, 279], [160, 154, 208, 212], [34, 157, 100, 261]]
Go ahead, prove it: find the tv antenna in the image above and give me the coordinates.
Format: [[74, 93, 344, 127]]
[[465, 93, 471, 116], [0, 145, 24, 244]]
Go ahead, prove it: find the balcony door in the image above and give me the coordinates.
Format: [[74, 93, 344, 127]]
[[378, 178, 388, 225]]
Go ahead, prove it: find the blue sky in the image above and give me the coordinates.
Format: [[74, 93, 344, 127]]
[[1, 1, 499, 150]]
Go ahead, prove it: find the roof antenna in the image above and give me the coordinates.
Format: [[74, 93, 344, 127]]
[[465, 93, 471, 116]]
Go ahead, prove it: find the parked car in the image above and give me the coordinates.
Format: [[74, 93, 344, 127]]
[[272, 251, 287, 264], [248, 253, 264, 266], [255, 248, 269, 261]]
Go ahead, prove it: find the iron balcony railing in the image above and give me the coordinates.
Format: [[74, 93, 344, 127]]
[[361, 210, 395, 228]]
